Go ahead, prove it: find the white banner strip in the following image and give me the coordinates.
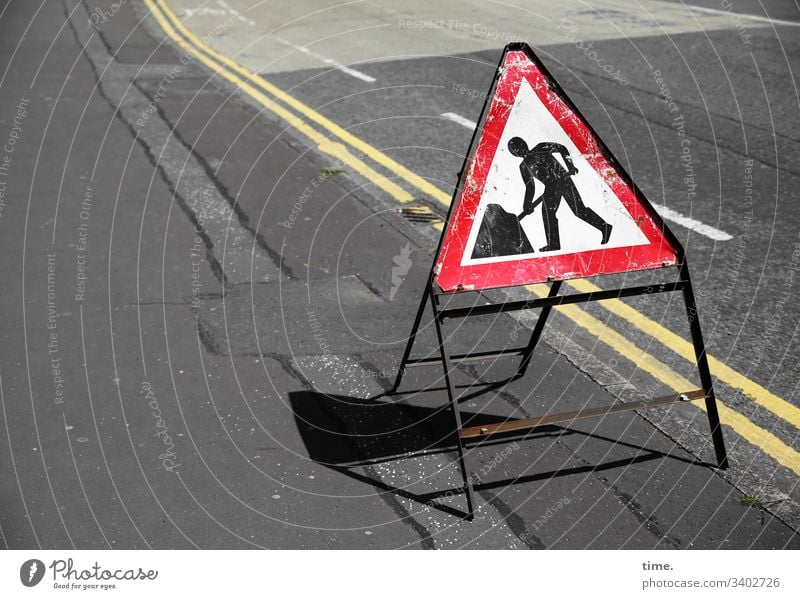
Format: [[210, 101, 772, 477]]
[[1, 550, 796, 597]]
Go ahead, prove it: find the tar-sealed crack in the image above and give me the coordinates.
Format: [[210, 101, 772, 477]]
[[65, 0, 227, 287], [132, 83, 294, 280]]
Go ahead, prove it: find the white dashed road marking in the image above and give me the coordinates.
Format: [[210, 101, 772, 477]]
[[277, 38, 376, 83]]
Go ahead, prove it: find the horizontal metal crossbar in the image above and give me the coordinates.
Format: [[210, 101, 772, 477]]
[[439, 282, 688, 320], [459, 389, 706, 439], [405, 346, 528, 367]]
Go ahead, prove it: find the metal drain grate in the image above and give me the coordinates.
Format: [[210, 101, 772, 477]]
[[398, 204, 443, 224]]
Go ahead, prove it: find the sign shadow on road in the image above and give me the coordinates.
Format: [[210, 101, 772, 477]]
[[288, 390, 707, 520]]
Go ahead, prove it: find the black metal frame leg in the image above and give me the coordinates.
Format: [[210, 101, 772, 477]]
[[680, 263, 729, 469], [430, 291, 476, 519], [391, 277, 432, 393], [515, 280, 563, 379]]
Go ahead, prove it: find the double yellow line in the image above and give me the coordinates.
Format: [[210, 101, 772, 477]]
[[145, 0, 800, 474]]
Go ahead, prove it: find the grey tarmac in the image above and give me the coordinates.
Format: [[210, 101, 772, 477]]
[[0, 0, 797, 549]]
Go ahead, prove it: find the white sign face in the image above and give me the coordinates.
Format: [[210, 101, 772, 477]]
[[461, 79, 650, 266]]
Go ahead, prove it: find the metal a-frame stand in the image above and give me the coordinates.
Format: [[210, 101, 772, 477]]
[[391, 262, 728, 519], [390, 43, 728, 520]]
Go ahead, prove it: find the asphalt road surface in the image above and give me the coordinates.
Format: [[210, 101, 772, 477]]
[[0, 0, 799, 549]]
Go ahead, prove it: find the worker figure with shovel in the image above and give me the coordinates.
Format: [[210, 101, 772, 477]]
[[508, 137, 613, 252]]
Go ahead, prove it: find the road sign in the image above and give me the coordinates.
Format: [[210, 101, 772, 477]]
[[434, 46, 679, 293], [393, 44, 726, 520]]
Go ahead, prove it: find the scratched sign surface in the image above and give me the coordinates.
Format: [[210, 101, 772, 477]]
[[434, 45, 679, 293]]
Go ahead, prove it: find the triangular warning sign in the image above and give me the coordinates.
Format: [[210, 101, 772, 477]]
[[434, 44, 680, 293]]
